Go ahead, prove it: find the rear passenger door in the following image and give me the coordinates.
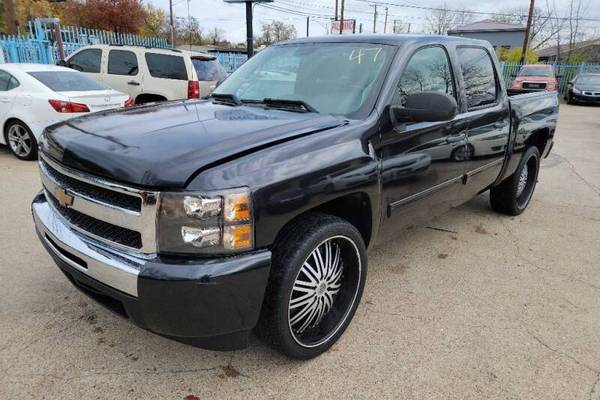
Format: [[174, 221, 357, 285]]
[[142, 52, 189, 100], [456, 46, 510, 200], [105, 49, 142, 99]]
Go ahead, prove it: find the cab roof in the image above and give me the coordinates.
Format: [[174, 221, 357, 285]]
[[278, 34, 491, 48]]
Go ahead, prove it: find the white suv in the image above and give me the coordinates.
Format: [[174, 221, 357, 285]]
[[63, 45, 228, 104]]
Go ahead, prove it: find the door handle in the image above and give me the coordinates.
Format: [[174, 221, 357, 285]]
[[127, 81, 140, 86], [0, 98, 10, 103]]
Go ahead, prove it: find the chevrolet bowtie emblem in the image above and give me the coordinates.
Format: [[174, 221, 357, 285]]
[[55, 188, 74, 208]]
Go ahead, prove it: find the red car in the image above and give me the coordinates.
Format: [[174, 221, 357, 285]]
[[510, 64, 558, 93]]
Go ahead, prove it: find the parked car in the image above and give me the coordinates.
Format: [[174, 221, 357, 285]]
[[509, 64, 558, 94], [32, 35, 558, 359], [564, 73, 600, 104], [62, 45, 228, 103], [0, 63, 131, 160]]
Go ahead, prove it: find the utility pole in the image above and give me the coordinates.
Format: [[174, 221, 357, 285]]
[[520, 0, 536, 64], [169, 0, 175, 46], [4, 0, 17, 35], [383, 7, 388, 33], [339, 0, 345, 34], [372, 4, 378, 33], [306, 16, 310, 37], [335, 0, 339, 20]]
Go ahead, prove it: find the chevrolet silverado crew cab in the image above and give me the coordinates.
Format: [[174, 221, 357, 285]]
[[32, 35, 558, 359]]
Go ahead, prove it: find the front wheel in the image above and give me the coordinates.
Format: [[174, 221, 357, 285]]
[[5, 121, 38, 161], [257, 213, 367, 359], [490, 146, 540, 216]]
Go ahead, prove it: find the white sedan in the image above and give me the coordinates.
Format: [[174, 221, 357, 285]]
[[0, 63, 132, 160]]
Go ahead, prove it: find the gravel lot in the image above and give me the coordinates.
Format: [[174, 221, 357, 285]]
[[1, 104, 599, 400]]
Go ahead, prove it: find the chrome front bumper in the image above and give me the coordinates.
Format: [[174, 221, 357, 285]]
[[32, 192, 142, 297]]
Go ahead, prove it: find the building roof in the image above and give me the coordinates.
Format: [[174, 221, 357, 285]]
[[537, 38, 600, 57], [448, 19, 526, 34]]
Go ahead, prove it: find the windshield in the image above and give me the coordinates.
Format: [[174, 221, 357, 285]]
[[214, 43, 395, 117], [518, 67, 553, 77], [29, 71, 110, 92], [577, 75, 600, 85], [192, 58, 228, 82]]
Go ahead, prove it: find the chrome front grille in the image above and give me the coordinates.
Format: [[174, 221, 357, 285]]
[[39, 154, 159, 254]]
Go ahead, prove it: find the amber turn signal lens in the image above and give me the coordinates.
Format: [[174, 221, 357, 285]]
[[224, 192, 251, 222], [223, 225, 252, 250]]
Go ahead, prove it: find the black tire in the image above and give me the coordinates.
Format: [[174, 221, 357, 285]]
[[566, 91, 574, 105], [490, 146, 540, 216], [4, 120, 38, 161], [257, 213, 367, 359]]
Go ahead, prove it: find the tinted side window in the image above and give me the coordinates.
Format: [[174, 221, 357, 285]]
[[108, 50, 138, 76], [145, 53, 187, 80], [457, 47, 497, 109], [0, 70, 14, 91], [192, 59, 227, 81], [7, 77, 19, 90], [69, 49, 102, 73], [397, 46, 455, 102]]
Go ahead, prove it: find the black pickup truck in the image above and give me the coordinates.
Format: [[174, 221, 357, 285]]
[[32, 35, 558, 359]]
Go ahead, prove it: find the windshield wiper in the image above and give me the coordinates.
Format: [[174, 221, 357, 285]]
[[210, 93, 242, 106], [261, 98, 318, 113]]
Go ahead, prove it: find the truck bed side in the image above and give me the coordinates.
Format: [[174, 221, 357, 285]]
[[496, 91, 559, 184]]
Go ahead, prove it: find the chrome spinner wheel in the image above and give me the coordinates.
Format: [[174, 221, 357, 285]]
[[288, 235, 361, 348]]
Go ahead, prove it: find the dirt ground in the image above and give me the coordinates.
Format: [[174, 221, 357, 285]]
[[1, 103, 599, 399]]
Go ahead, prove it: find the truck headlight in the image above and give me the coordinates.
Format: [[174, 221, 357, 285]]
[[158, 188, 253, 255]]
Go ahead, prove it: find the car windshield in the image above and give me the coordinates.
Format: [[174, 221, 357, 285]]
[[577, 75, 600, 85], [518, 67, 553, 77], [29, 71, 110, 92], [192, 58, 228, 82], [213, 43, 395, 117]]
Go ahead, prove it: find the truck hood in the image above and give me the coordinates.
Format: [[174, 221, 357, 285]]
[[43, 100, 344, 188]]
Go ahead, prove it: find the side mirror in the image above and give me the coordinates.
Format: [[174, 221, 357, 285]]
[[391, 92, 458, 125], [56, 59, 68, 67]]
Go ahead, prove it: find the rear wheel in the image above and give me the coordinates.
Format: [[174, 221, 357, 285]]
[[5, 121, 37, 161], [490, 146, 540, 216], [257, 213, 367, 359]]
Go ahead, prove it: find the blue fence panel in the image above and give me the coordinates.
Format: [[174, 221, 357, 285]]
[[210, 51, 248, 73], [1, 18, 170, 65]]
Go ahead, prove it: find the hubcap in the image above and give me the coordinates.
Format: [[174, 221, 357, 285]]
[[517, 165, 529, 197], [288, 235, 361, 348], [7, 125, 32, 157]]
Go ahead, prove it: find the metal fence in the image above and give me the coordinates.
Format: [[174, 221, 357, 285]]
[[0, 19, 169, 64], [208, 51, 248, 73], [500, 63, 600, 94]]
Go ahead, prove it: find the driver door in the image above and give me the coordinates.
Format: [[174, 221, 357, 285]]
[[378, 45, 469, 238]]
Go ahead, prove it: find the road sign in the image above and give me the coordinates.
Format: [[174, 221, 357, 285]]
[[331, 19, 356, 34]]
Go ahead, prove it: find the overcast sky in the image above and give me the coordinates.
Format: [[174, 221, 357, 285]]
[[147, 0, 599, 44]]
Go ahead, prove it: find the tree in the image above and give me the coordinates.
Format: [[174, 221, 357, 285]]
[[62, 0, 147, 33], [256, 20, 297, 46], [491, 2, 564, 51], [566, 0, 589, 60], [140, 3, 169, 39], [176, 17, 204, 46], [207, 26, 225, 46], [498, 48, 538, 63], [425, 2, 472, 35]]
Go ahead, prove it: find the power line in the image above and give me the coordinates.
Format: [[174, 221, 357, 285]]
[[357, 0, 600, 23]]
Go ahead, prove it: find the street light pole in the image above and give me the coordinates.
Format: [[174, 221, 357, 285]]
[[339, 0, 345, 35], [246, 1, 254, 58]]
